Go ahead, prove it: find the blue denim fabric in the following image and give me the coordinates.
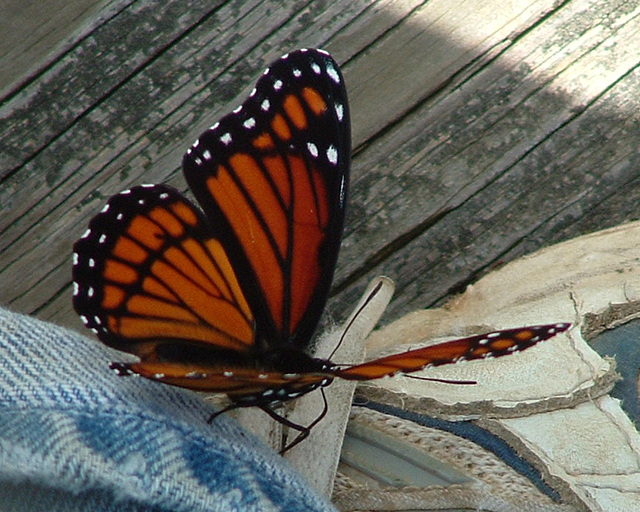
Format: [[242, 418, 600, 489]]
[[0, 308, 335, 511]]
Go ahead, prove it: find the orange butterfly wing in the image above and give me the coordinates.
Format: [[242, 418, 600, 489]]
[[182, 49, 350, 347], [73, 185, 255, 359], [335, 324, 571, 380], [113, 360, 332, 399], [73, 49, 350, 399]]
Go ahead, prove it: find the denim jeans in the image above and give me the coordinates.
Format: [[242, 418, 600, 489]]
[[0, 308, 335, 511]]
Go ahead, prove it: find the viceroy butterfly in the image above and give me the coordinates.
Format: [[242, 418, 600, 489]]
[[72, 49, 570, 453]]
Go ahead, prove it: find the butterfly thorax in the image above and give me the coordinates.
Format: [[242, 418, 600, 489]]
[[257, 345, 333, 373], [226, 346, 336, 407]]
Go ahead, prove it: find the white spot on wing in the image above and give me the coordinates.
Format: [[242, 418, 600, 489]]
[[326, 145, 338, 164], [220, 133, 232, 145], [307, 142, 318, 157], [327, 65, 340, 83]]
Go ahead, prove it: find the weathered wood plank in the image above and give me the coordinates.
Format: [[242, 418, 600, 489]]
[[2, 0, 414, 329], [2, 0, 640, 338], [330, 0, 640, 321], [1, 0, 217, 175], [345, 0, 561, 144], [0, 0, 117, 98], [1, 0, 364, 308]]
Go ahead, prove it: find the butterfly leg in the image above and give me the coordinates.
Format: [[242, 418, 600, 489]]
[[208, 401, 312, 454], [208, 401, 244, 423], [207, 391, 330, 454], [260, 389, 330, 455]]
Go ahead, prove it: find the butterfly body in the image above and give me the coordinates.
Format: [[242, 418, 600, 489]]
[[111, 344, 336, 408], [72, 49, 570, 452]]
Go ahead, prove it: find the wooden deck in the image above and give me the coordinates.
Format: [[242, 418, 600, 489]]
[[2, 0, 640, 336]]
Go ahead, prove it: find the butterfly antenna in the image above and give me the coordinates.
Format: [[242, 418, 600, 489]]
[[328, 280, 385, 361], [404, 374, 477, 385]]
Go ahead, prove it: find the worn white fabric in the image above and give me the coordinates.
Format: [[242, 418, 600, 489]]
[[0, 308, 335, 512]]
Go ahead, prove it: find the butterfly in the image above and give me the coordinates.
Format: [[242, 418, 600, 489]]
[[72, 48, 570, 453]]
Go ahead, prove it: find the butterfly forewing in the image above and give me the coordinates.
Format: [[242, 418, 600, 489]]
[[72, 185, 255, 356], [335, 323, 571, 380], [183, 49, 350, 347]]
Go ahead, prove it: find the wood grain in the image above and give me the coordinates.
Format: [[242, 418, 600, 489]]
[[1, 0, 639, 337]]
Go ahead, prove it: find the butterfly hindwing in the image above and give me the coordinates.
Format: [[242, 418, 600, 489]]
[[72, 184, 255, 357], [183, 49, 350, 348]]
